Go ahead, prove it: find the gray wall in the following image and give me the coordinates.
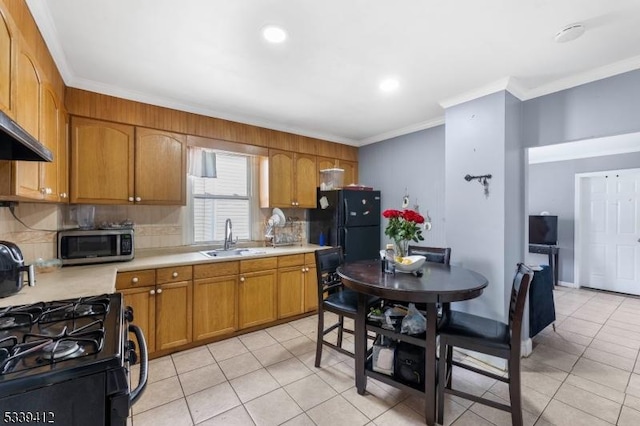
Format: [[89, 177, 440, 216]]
[[522, 69, 640, 148], [444, 91, 525, 321], [528, 151, 640, 283], [359, 126, 446, 248]]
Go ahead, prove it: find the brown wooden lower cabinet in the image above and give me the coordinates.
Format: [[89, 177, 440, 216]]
[[120, 285, 156, 353], [193, 261, 240, 340], [155, 280, 193, 351], [238, 269, 278, 329], [116, 252, 317, 356]]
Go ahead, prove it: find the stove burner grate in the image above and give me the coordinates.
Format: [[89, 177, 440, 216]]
[[38, 295, 110, 323], [41, 340, 83, 360]]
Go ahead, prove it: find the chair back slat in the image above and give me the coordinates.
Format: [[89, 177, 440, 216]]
[[315, 247, 344, 298], [407, 245, 451, 265], [508, 263, 534, 354]]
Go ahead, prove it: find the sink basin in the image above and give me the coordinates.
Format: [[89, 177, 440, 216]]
[[200, 248, 248, 258], [200, 247, 269, 258]]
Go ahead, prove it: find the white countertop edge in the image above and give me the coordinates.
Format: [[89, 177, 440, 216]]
[[0, 244, 324, 308]]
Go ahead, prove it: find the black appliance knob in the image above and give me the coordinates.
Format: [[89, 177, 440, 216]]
[[124, 306, 134, 322], [128, 350, 138, 365], [127, 339, 137, 352]]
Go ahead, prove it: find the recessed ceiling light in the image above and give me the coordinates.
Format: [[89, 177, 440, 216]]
[[554, 23, 585, 43], [379, 78, 399, 92], [262, 25, 287, 43]]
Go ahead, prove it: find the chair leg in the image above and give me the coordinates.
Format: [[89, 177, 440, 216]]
[[337, 315, 344, 348], [315, 309, 324, 368], [508, 357, 523, 426], [445, 345, 453, 388], [437, 339, 447, 425]]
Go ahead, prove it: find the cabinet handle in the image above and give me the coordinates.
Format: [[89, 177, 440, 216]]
[[132, 277, 139, 283], [240, 276, 245, 282], [128, 196, 134, 202], [135, 196, 142, 202], [172, 272, 178, 278], [150, 289, 155, 295], [301, 267, 305, 272], [157, 288, 163, 294], [305, 267, 309, 272], [59, 192, 67, 198]]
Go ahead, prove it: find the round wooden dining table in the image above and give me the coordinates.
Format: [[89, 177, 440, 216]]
[[337, 260, 488, 426]]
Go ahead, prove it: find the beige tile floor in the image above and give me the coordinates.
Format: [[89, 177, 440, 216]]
[[129, 286, 640, 425]]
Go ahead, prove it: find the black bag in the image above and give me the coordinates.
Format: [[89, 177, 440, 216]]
[[394, 341, 425, 385]]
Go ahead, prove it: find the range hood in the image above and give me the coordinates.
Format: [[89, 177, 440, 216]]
[[0, 109, 53, 162]]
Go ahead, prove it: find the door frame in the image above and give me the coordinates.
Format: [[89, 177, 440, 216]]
[[574, 167, 640, 287]]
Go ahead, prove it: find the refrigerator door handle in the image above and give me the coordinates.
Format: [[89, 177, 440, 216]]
[[343, 228, 348, 255], [343, 199, 349, 226]]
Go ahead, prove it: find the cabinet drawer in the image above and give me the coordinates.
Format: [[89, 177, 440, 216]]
[[241, 257, 278, 273], [278, 254, 304, 268], [156, 265, 193, 284], [194, 261, 240, 279], [116, 270, 156, 290], [304, 252, 316, 265]]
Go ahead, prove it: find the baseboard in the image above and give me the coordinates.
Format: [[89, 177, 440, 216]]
[[558, 280, 579, 288], [521, 338, 533, 357]]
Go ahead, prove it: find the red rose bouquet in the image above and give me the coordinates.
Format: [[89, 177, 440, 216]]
[[382, 209, 425, 258]]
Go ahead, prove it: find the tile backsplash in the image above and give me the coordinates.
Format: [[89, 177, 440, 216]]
[[0, 203, 185, 263], [0, 203, 309, 263]]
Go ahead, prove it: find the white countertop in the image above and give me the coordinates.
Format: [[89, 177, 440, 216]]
[[0, 244, 322, 307]]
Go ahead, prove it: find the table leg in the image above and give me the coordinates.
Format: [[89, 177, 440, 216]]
[[425, 302, 438, 426], [355, 292, 368, 395]]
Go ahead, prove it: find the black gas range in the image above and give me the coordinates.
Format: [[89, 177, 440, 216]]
[[0, 294, 147, 426]]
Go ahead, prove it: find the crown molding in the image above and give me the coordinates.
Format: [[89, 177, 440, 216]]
[[521, 55, 640, 100], [357, 117, 445, 146], [26, 0, 74, 83]]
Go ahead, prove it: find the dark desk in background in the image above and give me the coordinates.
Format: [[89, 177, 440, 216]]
[[529, 244, 559, 286], [529, 265, 556, 338]]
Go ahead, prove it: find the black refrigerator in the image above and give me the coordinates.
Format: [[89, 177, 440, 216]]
[[309, 189, 381, 261]]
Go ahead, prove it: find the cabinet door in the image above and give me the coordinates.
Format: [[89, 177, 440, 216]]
[[135, 127, 186, 205], [39, 84, 59, 201], [238, 270, 277, 329], [70, 117, 135, 204], [268, 150, 294, 207], [13, 47, 41, 199], [121, 286, 156, 354], [278, 266, 304, 319], [57, 109, 69, 201], [340, 160, 358, 187], [156, 280, 193, 351], [0, 8, 12, 113], [304, 263, 318, 313], [193, 276, 238, 340], [317, 156, 335, 186], [294, 153, 317, 208]]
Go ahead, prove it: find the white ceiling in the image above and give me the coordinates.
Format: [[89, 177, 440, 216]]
[[26, 0, 640, 146]]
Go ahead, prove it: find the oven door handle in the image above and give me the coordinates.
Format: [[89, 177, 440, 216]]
[[128, 324, 148, 405]]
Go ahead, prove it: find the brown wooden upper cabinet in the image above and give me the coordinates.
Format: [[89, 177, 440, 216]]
[[262, 149, 317, 208], [70, 117, 186, 205], [0, 7, 12, 115]]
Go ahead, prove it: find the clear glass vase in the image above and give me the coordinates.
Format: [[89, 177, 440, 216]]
[[394, 239, 410, 258]]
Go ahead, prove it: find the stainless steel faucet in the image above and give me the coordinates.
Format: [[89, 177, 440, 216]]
[[224, 218, 236, 250]]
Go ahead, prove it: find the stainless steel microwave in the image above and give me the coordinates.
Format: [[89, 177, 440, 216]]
[[57, 229, 135, 265]]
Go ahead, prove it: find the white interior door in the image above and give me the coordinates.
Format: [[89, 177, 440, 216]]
[[579, 171, 640, 295]]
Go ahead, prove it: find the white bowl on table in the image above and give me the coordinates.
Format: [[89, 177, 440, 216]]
[[394, 255, 426, 273]]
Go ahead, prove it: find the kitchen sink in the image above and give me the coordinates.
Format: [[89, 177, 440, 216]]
[[200, 248, 267, 258]]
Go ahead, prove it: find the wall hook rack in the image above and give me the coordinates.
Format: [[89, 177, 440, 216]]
[[464, 174, 492, 197]]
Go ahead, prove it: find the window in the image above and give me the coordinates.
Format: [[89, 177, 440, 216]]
[[191, 151, 252, 243]]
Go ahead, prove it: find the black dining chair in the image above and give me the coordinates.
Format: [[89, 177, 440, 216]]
[[437, 263, 533, 426], [314, 247, 378, 367], [407, 245, 451, 265]]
